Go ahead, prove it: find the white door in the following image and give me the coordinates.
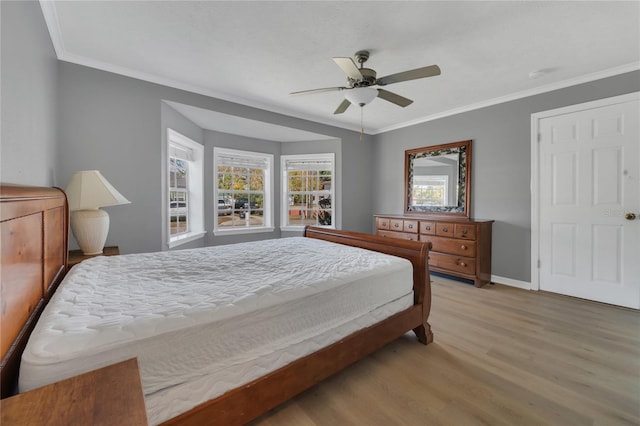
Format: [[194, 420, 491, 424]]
[[533, 93, 640, 309]]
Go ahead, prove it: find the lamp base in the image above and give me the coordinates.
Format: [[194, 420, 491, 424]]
[[71, 209, 110, 255]]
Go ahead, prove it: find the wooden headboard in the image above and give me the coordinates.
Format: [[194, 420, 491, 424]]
[[0, 184, 68, 397]]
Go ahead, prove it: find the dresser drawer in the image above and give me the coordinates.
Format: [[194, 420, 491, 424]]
[[421, 235, 476, 257], [435, 222, 455, 237], [419, 221, 436, 235], [389, 219, 404, 232], [403, 220, 419, 234], [376, 217, 390, 230], [454, 223, 476, 240], [377, 230, 419, 241], [429, 252, 476, 275]]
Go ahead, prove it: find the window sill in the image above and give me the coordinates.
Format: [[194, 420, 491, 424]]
[[213, 226, 275, 236], [168, 230, 207, 248]]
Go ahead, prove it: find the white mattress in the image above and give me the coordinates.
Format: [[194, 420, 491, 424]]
[[19, 237, 414, 423], [146, 294, 413, 424]]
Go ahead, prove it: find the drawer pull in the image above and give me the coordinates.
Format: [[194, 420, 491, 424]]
[[461, 245, 467, 250], [394, 223, 400, 228], [442, 227, 449, 232], [462, 229, 468, 235], [425, 226, 431, 230], [459, 261, 467, 267], [408, 224, 413, 229]]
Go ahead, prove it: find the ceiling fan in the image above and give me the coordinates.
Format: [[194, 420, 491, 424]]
[[291, 50, 441, 115]]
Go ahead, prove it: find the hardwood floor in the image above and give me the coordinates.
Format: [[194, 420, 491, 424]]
[[250, 276, 640, 426]]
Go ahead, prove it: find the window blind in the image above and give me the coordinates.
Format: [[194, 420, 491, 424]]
[[284, 159, 333, 171], [217, 154, 269, 170], [169, 143, 194, 161]]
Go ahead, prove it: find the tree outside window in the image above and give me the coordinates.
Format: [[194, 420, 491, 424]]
[[282, 154, 335, 229], [214, 147, 273, 234]]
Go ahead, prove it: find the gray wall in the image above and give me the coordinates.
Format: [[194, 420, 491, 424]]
[[372, 70, 640, 283], [1, 1, 58, 186], [5, 0, 637, 285], [56, 62, 367, 254]]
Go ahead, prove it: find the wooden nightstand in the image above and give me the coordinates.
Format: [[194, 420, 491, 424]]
[[0, 358, 148, 425], [68, 245, 120, 268]]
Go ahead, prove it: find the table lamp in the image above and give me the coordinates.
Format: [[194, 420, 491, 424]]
[[66, 170, 130, 255]]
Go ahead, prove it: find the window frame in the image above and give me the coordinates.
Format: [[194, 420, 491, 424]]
[[166, 128, 205, 248], [213, 147, 274, 236], [169, 157, 190, 236], [280, 153, 336, 231]]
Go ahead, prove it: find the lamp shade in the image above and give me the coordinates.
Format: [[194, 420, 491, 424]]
[[66, 170, 130, 211], [344, 87, 378, 107]]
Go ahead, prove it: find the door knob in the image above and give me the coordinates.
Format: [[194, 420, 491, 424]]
[[625, 213, 637, 220]]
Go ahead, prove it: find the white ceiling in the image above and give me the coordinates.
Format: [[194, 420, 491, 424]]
[[165, 101, 336, 142], [41, 1, 640, 135]]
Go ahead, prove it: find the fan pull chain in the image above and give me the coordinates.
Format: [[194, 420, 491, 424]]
[[360, 107, 364, 141]]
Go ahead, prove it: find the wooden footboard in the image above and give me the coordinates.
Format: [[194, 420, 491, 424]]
[[304, 226, 432, 342], [0, 183, 432, 425]]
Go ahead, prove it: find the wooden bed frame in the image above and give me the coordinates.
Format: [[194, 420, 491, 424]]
[[0, 184, 432, 425]]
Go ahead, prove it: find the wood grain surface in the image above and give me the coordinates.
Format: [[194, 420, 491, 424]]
[[250, 276, 640, 426], [0, 359, 147, 426]]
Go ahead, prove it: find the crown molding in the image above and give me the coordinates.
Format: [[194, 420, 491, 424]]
[[56, 51, 365, 134], [39, 2, 364, 134], [40, 1, 639, 137], [372, 62, 640, 134], [40, 0, 64, 58]]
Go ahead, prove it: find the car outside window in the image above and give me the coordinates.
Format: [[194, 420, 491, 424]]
[[213, 147, 274, 235], [281, 153, 335, 230]]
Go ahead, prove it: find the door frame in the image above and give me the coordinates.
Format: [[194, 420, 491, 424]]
[[530, 91, 640, 291]]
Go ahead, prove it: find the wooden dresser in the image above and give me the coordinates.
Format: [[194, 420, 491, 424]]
[[375, 215, 493, 287]]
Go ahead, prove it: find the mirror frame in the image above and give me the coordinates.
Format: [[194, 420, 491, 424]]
[[404, 140, 472, 219]]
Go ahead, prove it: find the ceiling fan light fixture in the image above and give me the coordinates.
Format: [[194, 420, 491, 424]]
[[344, 87, 378, 107]]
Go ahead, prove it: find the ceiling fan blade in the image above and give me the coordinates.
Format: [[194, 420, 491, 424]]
[[377, 89, 413, 107], [333, 57, 363, 80], [376, 65, 441, 86], [290, 86, 346, 95], [333, 99, 351, 114]]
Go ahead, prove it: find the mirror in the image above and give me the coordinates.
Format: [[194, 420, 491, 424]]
[[405, 140, 472, 218]]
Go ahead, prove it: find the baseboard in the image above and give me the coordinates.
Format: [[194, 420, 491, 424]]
[[491, 275, 531, 290]]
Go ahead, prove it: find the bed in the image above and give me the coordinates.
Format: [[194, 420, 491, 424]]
[[0, 183, 433, 425]]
